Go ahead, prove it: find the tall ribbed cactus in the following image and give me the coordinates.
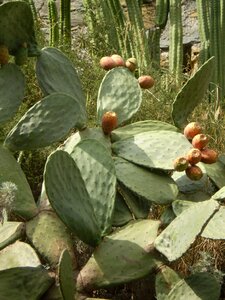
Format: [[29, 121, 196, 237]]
[[47, 0, 71, 48], [60, 0, 71, 47], [169, 0, 183, 84], [197, 0, 225, 103], [48, 0, 59, 46], [148, 0, 169, 68]]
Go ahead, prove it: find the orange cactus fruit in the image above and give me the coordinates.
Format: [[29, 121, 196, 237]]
[[192, 133, 209, 150], [138, 75, 155, 89], [186, 148, 202, 165], [111, 54, 125, 67], [0, 45, 9, 65], [173, 156, 189, 172], [201, 148, 218, 164], [183, 122, 202, 140], [101, 111, 118, 135], [100, 56, 117, 70], [185, 165, 203, 181]]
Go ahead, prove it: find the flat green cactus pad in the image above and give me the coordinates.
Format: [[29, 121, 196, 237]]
[[112, 130, 192, 170], [68, 139, 117, 236], [155, 266, 181, 300], [203, 159, 225, 189], [111, 120, 179, 142], [172, 200, 197, 216], [118, 182, 151, 219], [61, 127, 111, 153], [97, 67, 142, 126], [58, 249, 75, 300], [26, 211, 77, 269], [76, 220, 162, 291], [201, 206, 225, 239], [0, 222, 24, 250], [112, 192, 133, 227], [36, 47, 86, 110], [167, 272, 221, 300], [44, 150, 101, 247], [0, 241, 40, 270], [0, 63, 25, 124], [4, 92, 86, 151], [115, 157, 178, 205], [0, 1, 39, 57], [154, 199, 219, 261], [172, 56, 215, 128], [212, 186, 225, 201], [0, 266, 54, 300], [0, 145, 37, 220], [160, 206, 176, 226]]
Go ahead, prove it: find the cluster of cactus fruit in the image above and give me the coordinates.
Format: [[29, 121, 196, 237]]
[[174, 122, 218, 181], [0, 1, 225, 300], [100, 54, 155, 89]]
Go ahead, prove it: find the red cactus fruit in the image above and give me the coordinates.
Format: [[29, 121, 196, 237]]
[[0, 45, 9, 65], [138, 75, 155, 89], [125, 57, 137, 72], [173, 156, 189, 172], [192, 133, 209, 150], [183, 122, 202, 140], [100, 56, 117, 70], [185, 165, 203, 181], [102, 111, 118, 135], [186, 148, 202, 165], [111, 54, 125, 67], [201, 148, 218, 164]]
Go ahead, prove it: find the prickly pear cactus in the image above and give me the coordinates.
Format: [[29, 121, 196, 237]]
[[0, 3, 224, 297], [0, 1, 39, 57]]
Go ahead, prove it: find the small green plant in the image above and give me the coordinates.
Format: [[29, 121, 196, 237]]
[[0, 2, 225, 299]]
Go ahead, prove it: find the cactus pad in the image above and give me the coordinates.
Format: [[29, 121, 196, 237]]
[[0, 63, 25, 124], [155, 266, 181, 300], [111, 120, 179, 142], [112, 130, 192, 170], [0, 241, 41, 270], [62, 127, 111, 154], [4, 92, 86, 151], [44, 150, 101, 247], [201, 206, 225, 239], [154, 199, 219, 261], [68, 139, 116, 235], [76, 220, 162, 291], [172, 56, 215, 128], [0, 145, 37, 220], [0, 222, 24, 250], [212, 186, 225, 201], [115, 157, 178, 204], [118, 182, 151, 219], [36, 47, 86, 109], [112, 192, 133, 227], [26, 211, 77, 268], [0, 1, 39, 57], [0, 266, 54, 299], [203, 160, 225, 189], [172, 200, 197, 216], [97, 67, 142, 125], [58, 249, 75, 300], [167, 272, 221, 300]]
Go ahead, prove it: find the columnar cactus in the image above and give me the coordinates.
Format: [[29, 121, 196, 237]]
[[0, 2, 224, 299]]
